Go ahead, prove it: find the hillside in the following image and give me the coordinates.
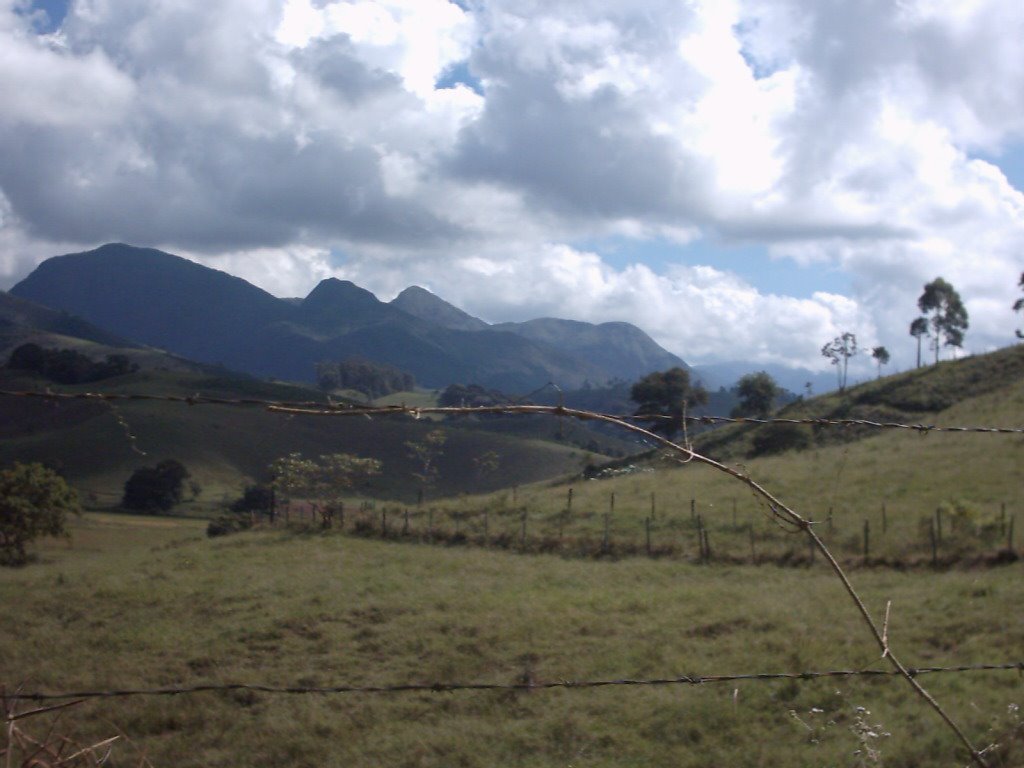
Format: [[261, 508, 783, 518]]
[[12, 244, 689, 393], [696, 344, 1024, 461], [0, 362, 600, 506]]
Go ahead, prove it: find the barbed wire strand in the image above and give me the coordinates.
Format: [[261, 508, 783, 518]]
[[0, 389, 1020, 434], [8, 662, 1022, 703], [0, 389, 999, 765]]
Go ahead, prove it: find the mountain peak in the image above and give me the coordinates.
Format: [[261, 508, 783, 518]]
[[304, 278, 380, 308], [391, 285, 488, 331]]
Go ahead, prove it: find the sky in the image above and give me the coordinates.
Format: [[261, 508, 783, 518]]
[[1, 0, 1023, 378]]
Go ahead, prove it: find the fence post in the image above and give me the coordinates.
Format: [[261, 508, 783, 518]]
[[651, 491, 656, 520], [610, 492, 615, 515], [935, 507, 943, 545], [645, 517, 652, 555], [567, 487, 573, 514], [403, 508, 409, 536], [1008, 514, 1016, 553], [483, 510, 489, 545], [520, 510, 528, 550], [827, 506, 833, 533], [690, 498, 696, 522], [381, 508, 387, 537]]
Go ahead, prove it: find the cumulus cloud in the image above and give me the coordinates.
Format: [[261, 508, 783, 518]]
[[0, 0, 1022, 375]]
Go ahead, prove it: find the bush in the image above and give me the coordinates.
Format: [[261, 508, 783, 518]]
[[750, 424, 811, 457], [122, 459, 190, 512], [0, 462, 81, 565]]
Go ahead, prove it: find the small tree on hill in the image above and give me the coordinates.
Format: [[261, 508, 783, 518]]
[[909, 317, 928, 369], [122, 459, 190, 512], [0, 462, 81, 565], [731, 371, 779, 419], [1014, 272, 1024, 339], [630, 367, 708, 439], [821, 332, 857, 391], [405, 429, 447, 501], [871, 346, 890, 378], [918, 277, 968, 363]]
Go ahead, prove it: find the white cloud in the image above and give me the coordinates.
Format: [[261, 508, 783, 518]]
[[0, 0, 1022, 376]]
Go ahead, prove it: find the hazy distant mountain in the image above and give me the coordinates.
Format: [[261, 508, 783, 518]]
[[692, 361, 838, 395], [12, 244, 687, 392], [391, 285, 489, 331]]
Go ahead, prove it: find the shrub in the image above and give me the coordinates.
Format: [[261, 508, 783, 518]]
[[0, 462, 81, 565], [750, 424, 811, 457]]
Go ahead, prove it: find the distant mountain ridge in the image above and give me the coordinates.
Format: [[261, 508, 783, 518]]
[[11, 243, 690, 392]]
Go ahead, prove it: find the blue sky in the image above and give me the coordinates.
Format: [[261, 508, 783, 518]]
[[2, 0, 1023, 374]]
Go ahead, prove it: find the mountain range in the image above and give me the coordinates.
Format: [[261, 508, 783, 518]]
[[10, 243, 688, 393]]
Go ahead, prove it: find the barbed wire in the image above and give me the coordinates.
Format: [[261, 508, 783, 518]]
[[0, 389, 1021, 434], [7, 662, 1022, 703]]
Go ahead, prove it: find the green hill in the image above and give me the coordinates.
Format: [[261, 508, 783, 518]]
[[423, 344, 1024, 565], [0, 364, 599, 509]]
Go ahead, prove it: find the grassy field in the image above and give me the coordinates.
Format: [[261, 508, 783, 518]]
[[1, 513, 1022, 767], [408, 348, 1024, 566]]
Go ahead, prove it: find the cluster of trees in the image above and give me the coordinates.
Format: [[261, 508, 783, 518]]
[[315, 356, 415, 399], [7, 343, 137, 384], [122, 459, 195, 512], [269, 452, 383, 527], [909, 277, 969, 367], [0, 462, 81, 565], [438, 383, 510, 408]]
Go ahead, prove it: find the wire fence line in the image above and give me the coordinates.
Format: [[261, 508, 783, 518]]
[[0, 388, 1022, 434], [8, 662, 1023, 703]]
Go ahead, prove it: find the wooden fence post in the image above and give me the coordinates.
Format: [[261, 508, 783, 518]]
[[1008, 514, 1016, 553], [567, 487, 573, 514], [935, 507, 943, 545], [690, 498, 696, 522], [827, 506, 833, 533], [520, 510, 528, 550], [610, 492, 615, 515], [381, 508, 387, 536], [929, 518, 938, 567]]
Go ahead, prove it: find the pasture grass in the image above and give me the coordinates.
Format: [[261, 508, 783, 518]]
[[2, 513, 1022, 767]]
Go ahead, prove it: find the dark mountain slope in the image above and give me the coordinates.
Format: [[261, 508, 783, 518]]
[[493, 317, 688, 384], [390, 285, 489, 331]]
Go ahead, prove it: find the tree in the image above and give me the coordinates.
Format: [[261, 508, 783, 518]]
[[269, 452, 381, 528], [871, 346, 890, 378], [1014, 272, 1024, 339], [821, 332, 857, 392], [731, 371, 779, 419], [405, 429, 447, 499], [909, 317, 928, 369], [0, 462, 81, 565], [918, 277, 968, 363], [122, 459, 190, 512], [630, 367, 708, 439]]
